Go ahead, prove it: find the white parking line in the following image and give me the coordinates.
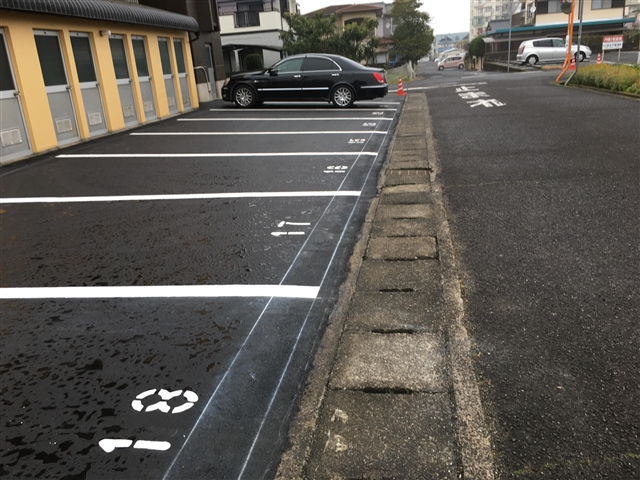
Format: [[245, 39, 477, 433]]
[[178, 117, 394, 122], [0, 190, 361, 204], [210, 108, 398, 112], [56, 152, 378, 158], [131, 131, 387, 136], [0, 285, 321, 300]]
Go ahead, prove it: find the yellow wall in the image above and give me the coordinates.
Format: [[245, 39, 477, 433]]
[[0, 11, 198, 158]]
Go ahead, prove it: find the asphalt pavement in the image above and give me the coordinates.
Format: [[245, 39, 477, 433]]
[[278, 63, 639, 479], [0, 99, 400, 478], [2, 62, 638, 479]]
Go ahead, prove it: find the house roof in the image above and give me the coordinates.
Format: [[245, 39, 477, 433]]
[[305, 4, 383, 17], [486, 19, 511, 34], [0, 0, 199, 31]]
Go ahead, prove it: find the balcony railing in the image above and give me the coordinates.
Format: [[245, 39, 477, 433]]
[[235, 10, 261, 28]]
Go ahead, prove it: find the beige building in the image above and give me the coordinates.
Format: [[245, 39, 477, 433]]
[[217, 0, 298, 73]]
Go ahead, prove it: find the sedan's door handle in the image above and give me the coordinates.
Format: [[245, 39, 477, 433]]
[[331, 73, 340, 76], [294, 75, 301, 78]]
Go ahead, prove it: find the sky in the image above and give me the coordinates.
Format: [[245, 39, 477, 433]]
[[297, 0, 471, 35]]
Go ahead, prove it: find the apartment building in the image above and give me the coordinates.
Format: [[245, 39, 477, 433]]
[[217, 0, 298, 74], [471, 0, 518, 39]]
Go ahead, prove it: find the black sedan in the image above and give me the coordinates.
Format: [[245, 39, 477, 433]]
[[221, 53, 388, 108]]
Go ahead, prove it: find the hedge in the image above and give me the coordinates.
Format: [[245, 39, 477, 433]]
[[571, 64, 640, 95]]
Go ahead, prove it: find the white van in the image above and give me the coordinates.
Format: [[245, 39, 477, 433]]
[[516, 37, 591, 65]]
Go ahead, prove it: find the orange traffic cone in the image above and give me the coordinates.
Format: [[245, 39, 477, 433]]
[[397, 77, 406, 96], [569, 56, 576, 71], [596, 52, 601, 64]]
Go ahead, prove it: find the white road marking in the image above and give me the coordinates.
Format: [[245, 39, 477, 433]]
[[271, 231, 305, 236], [1, 191, 361, 204], [131, 389, 199, 414], [99, 439, 172, 453], [0, 285, 321, 299], [133, 441, 171, 451], [99, 439, 133, 453], [324, 166, 348, 173], [131, 131, 386, 136], [178, 117, 393, 122], [348, 139, 365, 144], [55, 152, 379, 158], [277, 221, 310, 227]]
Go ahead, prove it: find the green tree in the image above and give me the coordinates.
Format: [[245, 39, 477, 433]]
[[390, 0, 434, 65], [469, 36, 485, 57], [280, 12, 380, 64]]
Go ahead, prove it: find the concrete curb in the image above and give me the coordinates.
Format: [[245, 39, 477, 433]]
[[277, 93, 494, 479]]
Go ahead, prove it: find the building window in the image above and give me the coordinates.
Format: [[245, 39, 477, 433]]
[[592, 0, 623, 8], [548, 0, 562, 13], [235, 2, 263, 28]]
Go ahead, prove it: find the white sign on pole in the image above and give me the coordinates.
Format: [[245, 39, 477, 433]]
[[602, 35, 623, 51]]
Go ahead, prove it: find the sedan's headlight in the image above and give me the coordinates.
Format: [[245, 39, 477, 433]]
[[223, 78, 230, 87]]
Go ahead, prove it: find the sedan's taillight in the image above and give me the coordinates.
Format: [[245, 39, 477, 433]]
[[373, 72, 385, 83], [519, 45, 525, 54]]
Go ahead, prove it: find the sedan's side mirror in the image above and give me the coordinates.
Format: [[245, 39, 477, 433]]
[[269, 69, 278, 76]]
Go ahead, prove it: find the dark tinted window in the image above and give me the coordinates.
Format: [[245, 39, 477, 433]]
[[132, 39, 149, 77], [538, 39, 554, 48], [0, 33, 15, 91], [71, 35, 97, 83], [158, 39, 172, 75], [174, 40, 186, 73], [273, 57, 303, 73], [304, 57, 338, 71], [35, 34, 67, 87], [109, 38, 130, 79]]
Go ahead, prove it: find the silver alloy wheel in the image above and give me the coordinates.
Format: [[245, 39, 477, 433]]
[[527, 55, 538, 66], [332, 86, 353, 108], [234, 86, 254, 108]]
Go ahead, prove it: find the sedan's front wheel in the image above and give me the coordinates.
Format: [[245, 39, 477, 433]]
[[331, 85, 355, 108], [233, 85, 256, 108]]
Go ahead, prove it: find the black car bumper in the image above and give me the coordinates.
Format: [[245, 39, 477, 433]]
[[221, 85, 230, 102], [358, 84, 388, 100]]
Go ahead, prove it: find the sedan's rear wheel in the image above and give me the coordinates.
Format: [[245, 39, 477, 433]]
[[458, 64, 464, 70], [233, 85, 256, 108], [331, 85, 355, 108], [527, 55, 538, 66]]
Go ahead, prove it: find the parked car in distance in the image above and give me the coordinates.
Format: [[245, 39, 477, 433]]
[[438, 55, 465, 70], [222, 53, 388, 108], [516, 37, 592, 65]]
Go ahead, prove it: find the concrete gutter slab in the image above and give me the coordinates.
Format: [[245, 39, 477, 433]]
[[306, 391, 457, 479], [329, 332, 447, 391], [346, 291, 444, 332], [376, 203, 433, 219], [357, 259, 441, 292], [367, 236, 437, 260], [371, 216, 436, 237]]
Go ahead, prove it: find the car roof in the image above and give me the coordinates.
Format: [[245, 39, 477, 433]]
[[278, 53, 370, 70]]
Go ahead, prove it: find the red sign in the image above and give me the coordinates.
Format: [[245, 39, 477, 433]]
[[602, 35, 624, 50]]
